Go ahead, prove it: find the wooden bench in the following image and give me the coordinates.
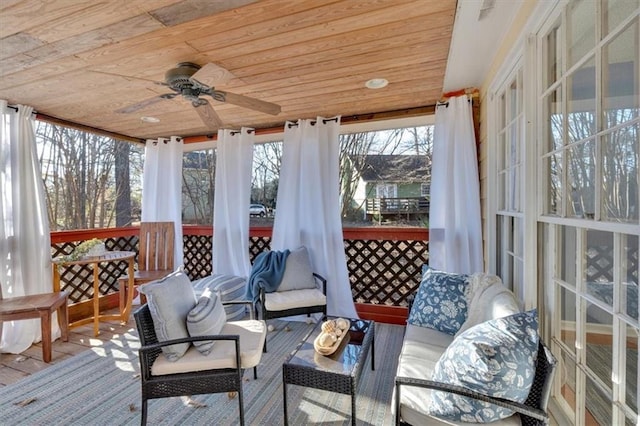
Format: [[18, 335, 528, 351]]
[[0, 291, 69, 363]]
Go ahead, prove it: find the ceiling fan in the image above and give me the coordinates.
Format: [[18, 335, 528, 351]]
[[115, 62, 281, 129]]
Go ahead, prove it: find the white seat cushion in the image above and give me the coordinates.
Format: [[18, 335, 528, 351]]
[[396, 325, 521, 426], [151, 320, 266, 376], [264, 288, 326, 311]]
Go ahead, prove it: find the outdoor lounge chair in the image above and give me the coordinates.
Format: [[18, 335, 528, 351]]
[[134, 301, 266, 426], [248, 247, 327, 351]]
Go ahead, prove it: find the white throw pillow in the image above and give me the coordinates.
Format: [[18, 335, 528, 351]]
[[187, 288, 227, 355], [139, 269, 197, 361], [277, 246, 317, 292]]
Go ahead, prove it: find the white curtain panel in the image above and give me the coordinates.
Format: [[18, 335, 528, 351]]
[[212, 128, 254, 277], [272, 117, 357, 319], [0, 101, 59, 354], [429, 95, 483, 274], [141, 136, 184, 267]]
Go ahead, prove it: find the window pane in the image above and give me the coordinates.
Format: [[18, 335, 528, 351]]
[[499, 93, 506, 129], [567, 57, 596, 142], [498, 170, 506, 210], [560, 226, 577, 287], [585, 306, 613, 388], [603, 19, 639, 129], [561, 287, 578, 352], [626, 330, 638, 417], [544, 88, 564, 152], [585, 374, 613, 425], [515, 217, 524, 256], [509, 78, 519, 121], [498, 131, 506, 171], [568, 0, 596, 67], [603, 0, 640, 37], [568, 139, 596, 218], [544, 21, 562, 88], [561, 351, 578, 421], [623, 234, 639, 321], [601, 124, 639, 223], [543, 152, 563, 215], [586, 230, 614, 285]]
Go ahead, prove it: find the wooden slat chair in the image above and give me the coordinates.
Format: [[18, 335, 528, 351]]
[[119, 222, 175, 312]]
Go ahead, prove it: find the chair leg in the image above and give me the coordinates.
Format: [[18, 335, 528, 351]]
[[238, 384, 245, 426], [253, 366, 257, 380], [263, 325, 268, 353], [141, 399, 148, 426]]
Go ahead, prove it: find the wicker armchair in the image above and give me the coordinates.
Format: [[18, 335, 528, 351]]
[[134, 301, 266, 426], [257, 272, 327, 351], [395, 342, 557, 425]]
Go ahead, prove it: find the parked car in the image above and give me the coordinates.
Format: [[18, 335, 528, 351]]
[[250, 204, 267, 217]]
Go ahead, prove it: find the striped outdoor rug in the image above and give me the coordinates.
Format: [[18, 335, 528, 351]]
[[0, 320, 405, 425]]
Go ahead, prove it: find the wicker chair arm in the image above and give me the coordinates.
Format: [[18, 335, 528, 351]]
[[395, 376, 548, 423], [312, 272, 327, 295]]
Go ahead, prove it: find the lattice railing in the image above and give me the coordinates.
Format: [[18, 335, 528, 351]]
[[345, 238, 428, 306], [51, 226, 428, 307], [50, 235, 137, 304]]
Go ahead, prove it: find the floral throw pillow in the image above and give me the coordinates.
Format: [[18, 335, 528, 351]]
[[429, 309, 540, 423], [407, 267, 469, 335]]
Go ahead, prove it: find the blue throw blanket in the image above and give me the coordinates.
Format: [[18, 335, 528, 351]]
[[245, 249, 290, 302]]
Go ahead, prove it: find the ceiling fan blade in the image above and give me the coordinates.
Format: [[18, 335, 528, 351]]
[[190, 63, 235, 88], [193, 99, 223, 129], [115, 93, 176, 114], [218, 91, 281, 115]]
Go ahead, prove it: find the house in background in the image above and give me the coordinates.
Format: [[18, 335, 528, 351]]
[[351, 155, 430, 221]]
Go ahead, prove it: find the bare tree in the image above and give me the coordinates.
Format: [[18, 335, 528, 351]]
[[36, 121, 140, 230], [251, 142, 282, 210], [339, 132, 376, 218], [182, 150, 216, 225]]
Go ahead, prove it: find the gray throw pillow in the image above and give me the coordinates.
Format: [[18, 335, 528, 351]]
[[187, 288, 227, 355], [277, 246, 317, 291], [139, 269, 196, 361]]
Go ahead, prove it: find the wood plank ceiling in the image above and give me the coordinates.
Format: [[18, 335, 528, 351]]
[[0, 0, 456, 141]]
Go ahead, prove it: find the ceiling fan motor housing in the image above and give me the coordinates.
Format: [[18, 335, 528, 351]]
[[164, 62, 201, 91]]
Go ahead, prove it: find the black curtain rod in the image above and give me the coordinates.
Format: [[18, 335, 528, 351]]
[[229, 129, 256, 136], [287, 117, 339, 128], [437, 98, 472, 108]]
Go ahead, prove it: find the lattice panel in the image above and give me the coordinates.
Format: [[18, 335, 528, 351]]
[[249, 237, 271, 262], [345, 239, 428, 306], [182, 235, 271, 279], [183, 235, 213, 280], [52, 233, 430, 308], [51, 239, 131, 303]]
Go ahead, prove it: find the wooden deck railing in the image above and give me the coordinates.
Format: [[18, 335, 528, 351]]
[[365, 197, 429, 220], [51, 225, 429, 324]]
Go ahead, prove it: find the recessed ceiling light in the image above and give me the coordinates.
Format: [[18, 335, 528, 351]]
[[365, 78, 388, 89], [141, 116, 160, 123]]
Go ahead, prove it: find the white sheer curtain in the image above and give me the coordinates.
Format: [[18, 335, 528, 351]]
[[272, 117, 357, 318], [429, 95, 483, 274], [142, 136, 184, 267], [0, 101, 58, 354], [212, 128, 254, 277]]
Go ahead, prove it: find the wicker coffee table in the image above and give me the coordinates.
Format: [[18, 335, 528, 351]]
[[282, 316, 375, 426]]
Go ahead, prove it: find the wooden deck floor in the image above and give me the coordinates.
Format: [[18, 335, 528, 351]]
[[0, 309, 136, 387]]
